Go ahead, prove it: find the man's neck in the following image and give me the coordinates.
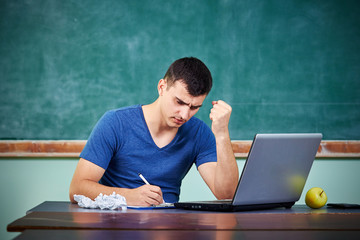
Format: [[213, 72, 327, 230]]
[[142, 100, 178, 146]]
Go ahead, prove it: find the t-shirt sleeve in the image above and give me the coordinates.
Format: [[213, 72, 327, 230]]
[[194, 122, 217, 168], [80, 111, 120, 170]]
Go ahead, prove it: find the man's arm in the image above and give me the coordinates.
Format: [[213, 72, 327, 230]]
[[198, 100, 239, 199], [69, 158, 164, 206]]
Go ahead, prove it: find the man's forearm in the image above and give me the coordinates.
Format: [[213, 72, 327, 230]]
[[69, 179, 126, 203], [69, 178, 163, 206], [214, 134, 239, 199]]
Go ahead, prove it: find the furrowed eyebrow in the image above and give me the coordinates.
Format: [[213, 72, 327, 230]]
[[176, 97, 187, 105], [176, 97, 202, 109]]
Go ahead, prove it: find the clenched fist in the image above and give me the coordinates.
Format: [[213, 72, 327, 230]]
[[209, 100, 232, 138]]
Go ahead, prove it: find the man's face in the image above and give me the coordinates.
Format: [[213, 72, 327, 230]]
[[159, 79, 206, 128]]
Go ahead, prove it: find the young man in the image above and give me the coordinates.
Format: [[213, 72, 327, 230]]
[[69, 57, 239, 206]]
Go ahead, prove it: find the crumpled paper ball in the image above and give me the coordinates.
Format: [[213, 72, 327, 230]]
[[74, 192, 127, 210]]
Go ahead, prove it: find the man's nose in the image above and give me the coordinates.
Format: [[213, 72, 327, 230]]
[[180, 106, 191, 120]]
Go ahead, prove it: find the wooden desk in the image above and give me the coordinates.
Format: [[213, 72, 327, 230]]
[[14, 229, 360, 240], [8, 202, 360, 234]]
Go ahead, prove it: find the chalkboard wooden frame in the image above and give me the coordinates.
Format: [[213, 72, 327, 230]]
[[1, 140, 359, 158]]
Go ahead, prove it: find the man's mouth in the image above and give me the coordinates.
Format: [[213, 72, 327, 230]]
[[173, 117, 185, 125]]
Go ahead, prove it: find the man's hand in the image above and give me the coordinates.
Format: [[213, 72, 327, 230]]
[[125, 184, 164, 206], [209, 100, 232, 138]]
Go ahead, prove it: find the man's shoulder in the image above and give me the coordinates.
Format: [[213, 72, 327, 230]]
[[183, 117, 212, 136], [182, 117, 216, 155], [109, 104, 141, 114], [187, 116, 207, 127], [105, 105, 142, 118], [96, 105, 142, 128]]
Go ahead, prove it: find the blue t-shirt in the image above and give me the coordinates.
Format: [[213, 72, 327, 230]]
[[80, 105, 217, 203]]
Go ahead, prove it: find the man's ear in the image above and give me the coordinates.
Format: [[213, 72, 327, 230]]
[[158, 79, 167, 96]]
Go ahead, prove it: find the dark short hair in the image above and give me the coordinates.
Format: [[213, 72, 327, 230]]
[[163, 57, 212, 96]]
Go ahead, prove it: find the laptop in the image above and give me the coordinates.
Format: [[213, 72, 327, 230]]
[[174, 133, 322, 211]]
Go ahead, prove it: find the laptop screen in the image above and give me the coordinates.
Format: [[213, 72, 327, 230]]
[[232, 133, 322, 205]]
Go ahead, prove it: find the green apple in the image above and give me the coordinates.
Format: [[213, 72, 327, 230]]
[[305, 187, 328, 209]]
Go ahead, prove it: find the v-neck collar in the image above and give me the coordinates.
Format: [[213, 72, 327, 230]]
[[139, 105, 180, 150]]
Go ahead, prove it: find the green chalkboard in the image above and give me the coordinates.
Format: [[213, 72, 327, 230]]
[[1, 0, 359, 140]]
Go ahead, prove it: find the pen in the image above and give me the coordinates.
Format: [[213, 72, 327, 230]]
[[138, 173, 166, 204], [138, 173, 150, 185]]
